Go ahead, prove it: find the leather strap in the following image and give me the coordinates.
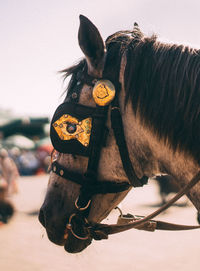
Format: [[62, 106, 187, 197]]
[[111, 102, 148, 187], [117, 214, 200, 232], [52, 161, 130, 195], [103, 39, 148, 188]]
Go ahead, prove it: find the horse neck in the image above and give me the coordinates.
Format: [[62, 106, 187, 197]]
[[123, 102, 198, 178], [123, 103, 200, 211], [119, 55, 200, 186]]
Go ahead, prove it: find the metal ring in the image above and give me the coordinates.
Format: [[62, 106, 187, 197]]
[[66, 213, 90, 241], [75, 197, 91, 211]]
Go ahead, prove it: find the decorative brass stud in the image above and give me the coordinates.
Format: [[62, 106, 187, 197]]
[[71, 93, 78, 99]]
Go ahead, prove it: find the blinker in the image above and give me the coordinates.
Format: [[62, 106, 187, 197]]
[[50, 102, 103, 156]]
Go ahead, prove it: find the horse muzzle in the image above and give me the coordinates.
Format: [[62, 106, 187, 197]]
[[39, 206, 93, 253], [63, 212, 110, 253]]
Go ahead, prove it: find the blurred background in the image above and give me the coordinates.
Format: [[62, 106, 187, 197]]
[[1, 1, 200, 270]]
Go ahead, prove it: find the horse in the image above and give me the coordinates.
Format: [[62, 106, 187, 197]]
[[39, 15, 200, 253]]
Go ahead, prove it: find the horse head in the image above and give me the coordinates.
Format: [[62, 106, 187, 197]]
[[39, 15, 200, 253]]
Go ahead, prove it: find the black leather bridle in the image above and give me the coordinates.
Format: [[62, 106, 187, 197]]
[[50, 63, 148, 211]]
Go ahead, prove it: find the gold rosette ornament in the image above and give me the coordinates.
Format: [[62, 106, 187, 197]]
[[92, 80, 116, 106]]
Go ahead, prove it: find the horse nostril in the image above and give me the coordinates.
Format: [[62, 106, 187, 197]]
[[38, 208, 46, 227]]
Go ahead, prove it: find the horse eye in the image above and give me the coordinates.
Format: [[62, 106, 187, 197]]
[[66, 123, 77, 134]]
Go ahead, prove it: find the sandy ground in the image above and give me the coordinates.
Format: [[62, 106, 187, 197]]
[[0, 174, 200, 271]]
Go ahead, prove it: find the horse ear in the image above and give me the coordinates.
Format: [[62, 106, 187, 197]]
[[132, 22, 143, 39], [78, 15, 105, 74], [133, 22, 140, 32]]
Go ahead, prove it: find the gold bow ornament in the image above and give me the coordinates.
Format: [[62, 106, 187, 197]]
[[53, 114, 92, 147]]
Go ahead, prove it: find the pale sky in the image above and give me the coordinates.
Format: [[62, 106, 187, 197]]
[[1, 0, 200, 118]]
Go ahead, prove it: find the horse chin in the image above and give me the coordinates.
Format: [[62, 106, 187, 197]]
[[44, 223, 92, 253], [64, 233, 92, 253], [45, 228, 92, 253]]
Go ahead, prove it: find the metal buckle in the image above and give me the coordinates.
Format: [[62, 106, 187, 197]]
[[65, 213, 90, 241], [75, 197, 91, 211]]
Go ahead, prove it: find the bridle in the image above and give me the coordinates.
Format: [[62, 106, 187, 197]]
[[50, 57, 200, 242]]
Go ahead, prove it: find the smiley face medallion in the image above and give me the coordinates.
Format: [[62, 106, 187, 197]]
[[92, 80, 116, 106]]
